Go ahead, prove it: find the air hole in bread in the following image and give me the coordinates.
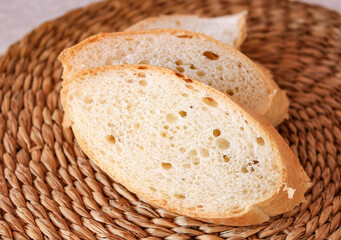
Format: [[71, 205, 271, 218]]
[[166, 113, 178, 124], [139, 60, 149, 64], [197, 205, 203, 208], [223, 155, 230, 163], [138, 72, 146, 78], [240, 127, 244, 131], [202, 97, 218, 107], [190, 64, 196, 69], [179, 111, 187, 117], [189, 150, 197, 156], [257, 137, 265, 146], [84, 96, 93, 104], [216, 65, 223, 71], [175, 72, 184, 78], [196, 70, 205, 77], [106, 135, 116, 144], [193, 160, 200, 165], [203, 51, 220, 60], [174, 193, 186, 199], [134, 123, 140, 129], [137, 66, 148, 70], [175, 66, 184, 73], [125, 38, 133, 41], [139, 80, 148, 86], [175, 60, 183, 65], [179, 147, 185, 153], [200, 148, 209, 157], [185, 84, 197, 91], [176, 34, 192, 38], [181, 93, 189, 98], [213, 129, 221, 137], [161, 132, 166, 138], [226, 89, 234, 96], [216, 138, 230, 150], [149, 186, 157, 192], [161, 162, 172, 170], [242, 160, 259, 173], [164, 125, 169, 129]]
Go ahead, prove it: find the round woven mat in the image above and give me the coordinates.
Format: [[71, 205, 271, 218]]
[[0, 0, 340, 239]]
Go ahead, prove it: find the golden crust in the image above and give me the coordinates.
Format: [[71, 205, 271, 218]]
[[61, 65, 310, 226]]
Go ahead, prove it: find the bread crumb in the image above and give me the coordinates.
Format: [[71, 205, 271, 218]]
[[284, 184, 296, 199]]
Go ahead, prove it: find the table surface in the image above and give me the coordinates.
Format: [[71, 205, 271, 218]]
[[0, 0, 340, 55]]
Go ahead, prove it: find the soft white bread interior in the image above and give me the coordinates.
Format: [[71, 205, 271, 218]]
[[58, 29, 289, 126], [125, 12, 247, 48], [61, 65, 310, 226]]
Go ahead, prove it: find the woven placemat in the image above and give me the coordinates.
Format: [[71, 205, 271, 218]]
[[0, 0, 340, 239]]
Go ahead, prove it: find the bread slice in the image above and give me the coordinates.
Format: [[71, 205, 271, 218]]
[[124, 12, 247, 48], [61, 64, 310, 226], [58, 29, 289, 126]]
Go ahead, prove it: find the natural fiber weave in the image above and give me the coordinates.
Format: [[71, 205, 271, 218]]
[[0, 0, 340, 239]]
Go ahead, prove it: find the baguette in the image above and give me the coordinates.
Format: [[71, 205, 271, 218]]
[[61, 64, 310, 226], [125, 12, 247, 48], [58, 29, 289, 126]]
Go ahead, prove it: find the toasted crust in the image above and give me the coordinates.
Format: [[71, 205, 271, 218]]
[[58, 28, 288, 126], [61, 65, 310, 226]]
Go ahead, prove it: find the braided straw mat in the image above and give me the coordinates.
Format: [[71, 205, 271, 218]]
[[0, 0, 340, 239]]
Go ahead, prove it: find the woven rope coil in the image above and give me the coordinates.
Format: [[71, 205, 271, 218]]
[[0, 0, 340, 239]]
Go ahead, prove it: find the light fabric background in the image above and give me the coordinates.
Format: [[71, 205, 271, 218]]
[[0, 0, 340, 54]]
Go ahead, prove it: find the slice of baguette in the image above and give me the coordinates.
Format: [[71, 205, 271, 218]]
[[124, 12, 247, 48], [58, 29, 289, 126], [61, 64, 310, 226]]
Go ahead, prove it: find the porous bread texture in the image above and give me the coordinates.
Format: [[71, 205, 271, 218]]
[[125, 11, 247, 48], [58, 29, 289, 126], [61, 65, 310, 226]]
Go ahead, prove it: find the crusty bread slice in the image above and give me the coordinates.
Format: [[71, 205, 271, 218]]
[[61, 64, 310, 226], [58, 29, 289, 126], [125, 12, 247, 48]]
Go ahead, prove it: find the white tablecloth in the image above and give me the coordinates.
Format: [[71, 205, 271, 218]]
[[0, 0, 340, 54]]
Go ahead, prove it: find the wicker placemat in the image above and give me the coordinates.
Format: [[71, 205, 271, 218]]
[[0, 0, 340, 239]]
